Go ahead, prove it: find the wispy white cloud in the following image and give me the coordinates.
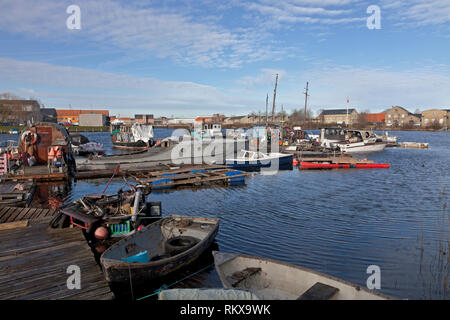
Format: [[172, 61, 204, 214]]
[[0, 0, 283, 68], [236, 69, 287, 89], [381, 0, 450, 26], [0, 57, 261, 115]]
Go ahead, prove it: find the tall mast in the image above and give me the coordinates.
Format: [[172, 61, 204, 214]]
[[304, 81, 309, 127], [271, 73, 278, 122], [265, 94, 269, 126], [346, 96, 349, 126]]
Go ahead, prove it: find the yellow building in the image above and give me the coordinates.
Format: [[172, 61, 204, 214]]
[[385, 106, 421, 127], [421, 109, 450, 128], [318, 109, 358, 125]]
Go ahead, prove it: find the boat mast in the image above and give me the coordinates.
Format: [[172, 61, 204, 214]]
[[304, 81, 309, 128], [265, 94, 269, 127], [346, 96, 349, 126], [271, 73, 278, 123]]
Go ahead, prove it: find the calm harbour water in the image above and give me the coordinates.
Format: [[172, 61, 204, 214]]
[[1, 129, 449, 300]]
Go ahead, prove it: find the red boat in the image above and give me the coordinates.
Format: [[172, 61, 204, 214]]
[[299, 162, 389, 169]]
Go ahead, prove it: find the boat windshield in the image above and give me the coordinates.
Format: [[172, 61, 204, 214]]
[[238, 150, 250, 158]]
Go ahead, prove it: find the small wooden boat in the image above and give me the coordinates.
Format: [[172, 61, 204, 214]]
[[213, 252, 391, 300], [100, 215, 219, 283], [226, 150, 293, 170]]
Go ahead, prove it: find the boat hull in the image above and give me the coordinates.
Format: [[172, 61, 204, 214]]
[[100, 216, 219, 284], [112, 141, 149, 150], [76, 139, 240, 171], [336, 142, 387, 153], [226, 154, 293, 170], [213, 252, 390, 300]]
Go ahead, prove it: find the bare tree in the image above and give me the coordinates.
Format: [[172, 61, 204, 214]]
[[0, 92, 21, 100], [289, 108, 314, 125]]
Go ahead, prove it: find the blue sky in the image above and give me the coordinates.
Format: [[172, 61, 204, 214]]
[[1, 0, 450, 117]]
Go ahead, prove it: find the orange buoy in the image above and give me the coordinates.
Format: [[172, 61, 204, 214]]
[[94, 226, 109, 240]]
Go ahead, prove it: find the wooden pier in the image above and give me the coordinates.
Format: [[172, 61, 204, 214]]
[[0, 182, 36, 208], [0, 206, 57, 224], [0, 165, 67, 183], [132, 166, 247, 191], [399, 142, 429, 149], [0, 212, 114, 300]]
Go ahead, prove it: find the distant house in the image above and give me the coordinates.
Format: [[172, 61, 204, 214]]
[[167, 118, 195, 125], [134, 114, 154, 125], [79, 113, 106, 127], [421, 109, 450, 128], [318, 109, 358, 125], [385, 106, 421, 127], [0, 99, 42, 124], [56, 109, 109, 125]]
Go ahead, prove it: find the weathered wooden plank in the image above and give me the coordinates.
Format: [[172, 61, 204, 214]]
[[0, 220, 28, 231], [0, 207, 13, 221], [0, 220, 113, 300], [5, 207, 27, 223], [0, 207, 17, 223], [13, 207, 33, 222], [297, 282, 340, 300]]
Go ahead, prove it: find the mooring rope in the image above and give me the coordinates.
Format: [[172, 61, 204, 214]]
[[136, 263, 215, 300]]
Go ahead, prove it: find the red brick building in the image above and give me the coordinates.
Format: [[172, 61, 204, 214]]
[[56, 109, 109, 124]]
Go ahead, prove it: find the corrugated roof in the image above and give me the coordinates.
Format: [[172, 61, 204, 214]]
[[321, 109, 356, 115]]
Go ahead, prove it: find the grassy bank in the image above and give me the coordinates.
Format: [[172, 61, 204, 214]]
[[66, 126, 109, 132]]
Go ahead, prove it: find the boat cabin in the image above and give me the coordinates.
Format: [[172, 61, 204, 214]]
[[18, 122, 73, 165]]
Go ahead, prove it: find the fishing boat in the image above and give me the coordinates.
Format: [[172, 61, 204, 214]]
[[319, 128, 386, 153], [56, 185, 160, 232], [213, 252, 390, 300], [73, 142, 105, 157], [226, 150, 293, 170], [100, 215, 220, 284], [75, 136, 240, 171], [111, 123, 155, 150]]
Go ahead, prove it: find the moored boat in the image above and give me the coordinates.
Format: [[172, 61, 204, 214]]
[[213, 251, 391, 300], [111, 123, 155, 150], [100, 215, 220, 283]]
